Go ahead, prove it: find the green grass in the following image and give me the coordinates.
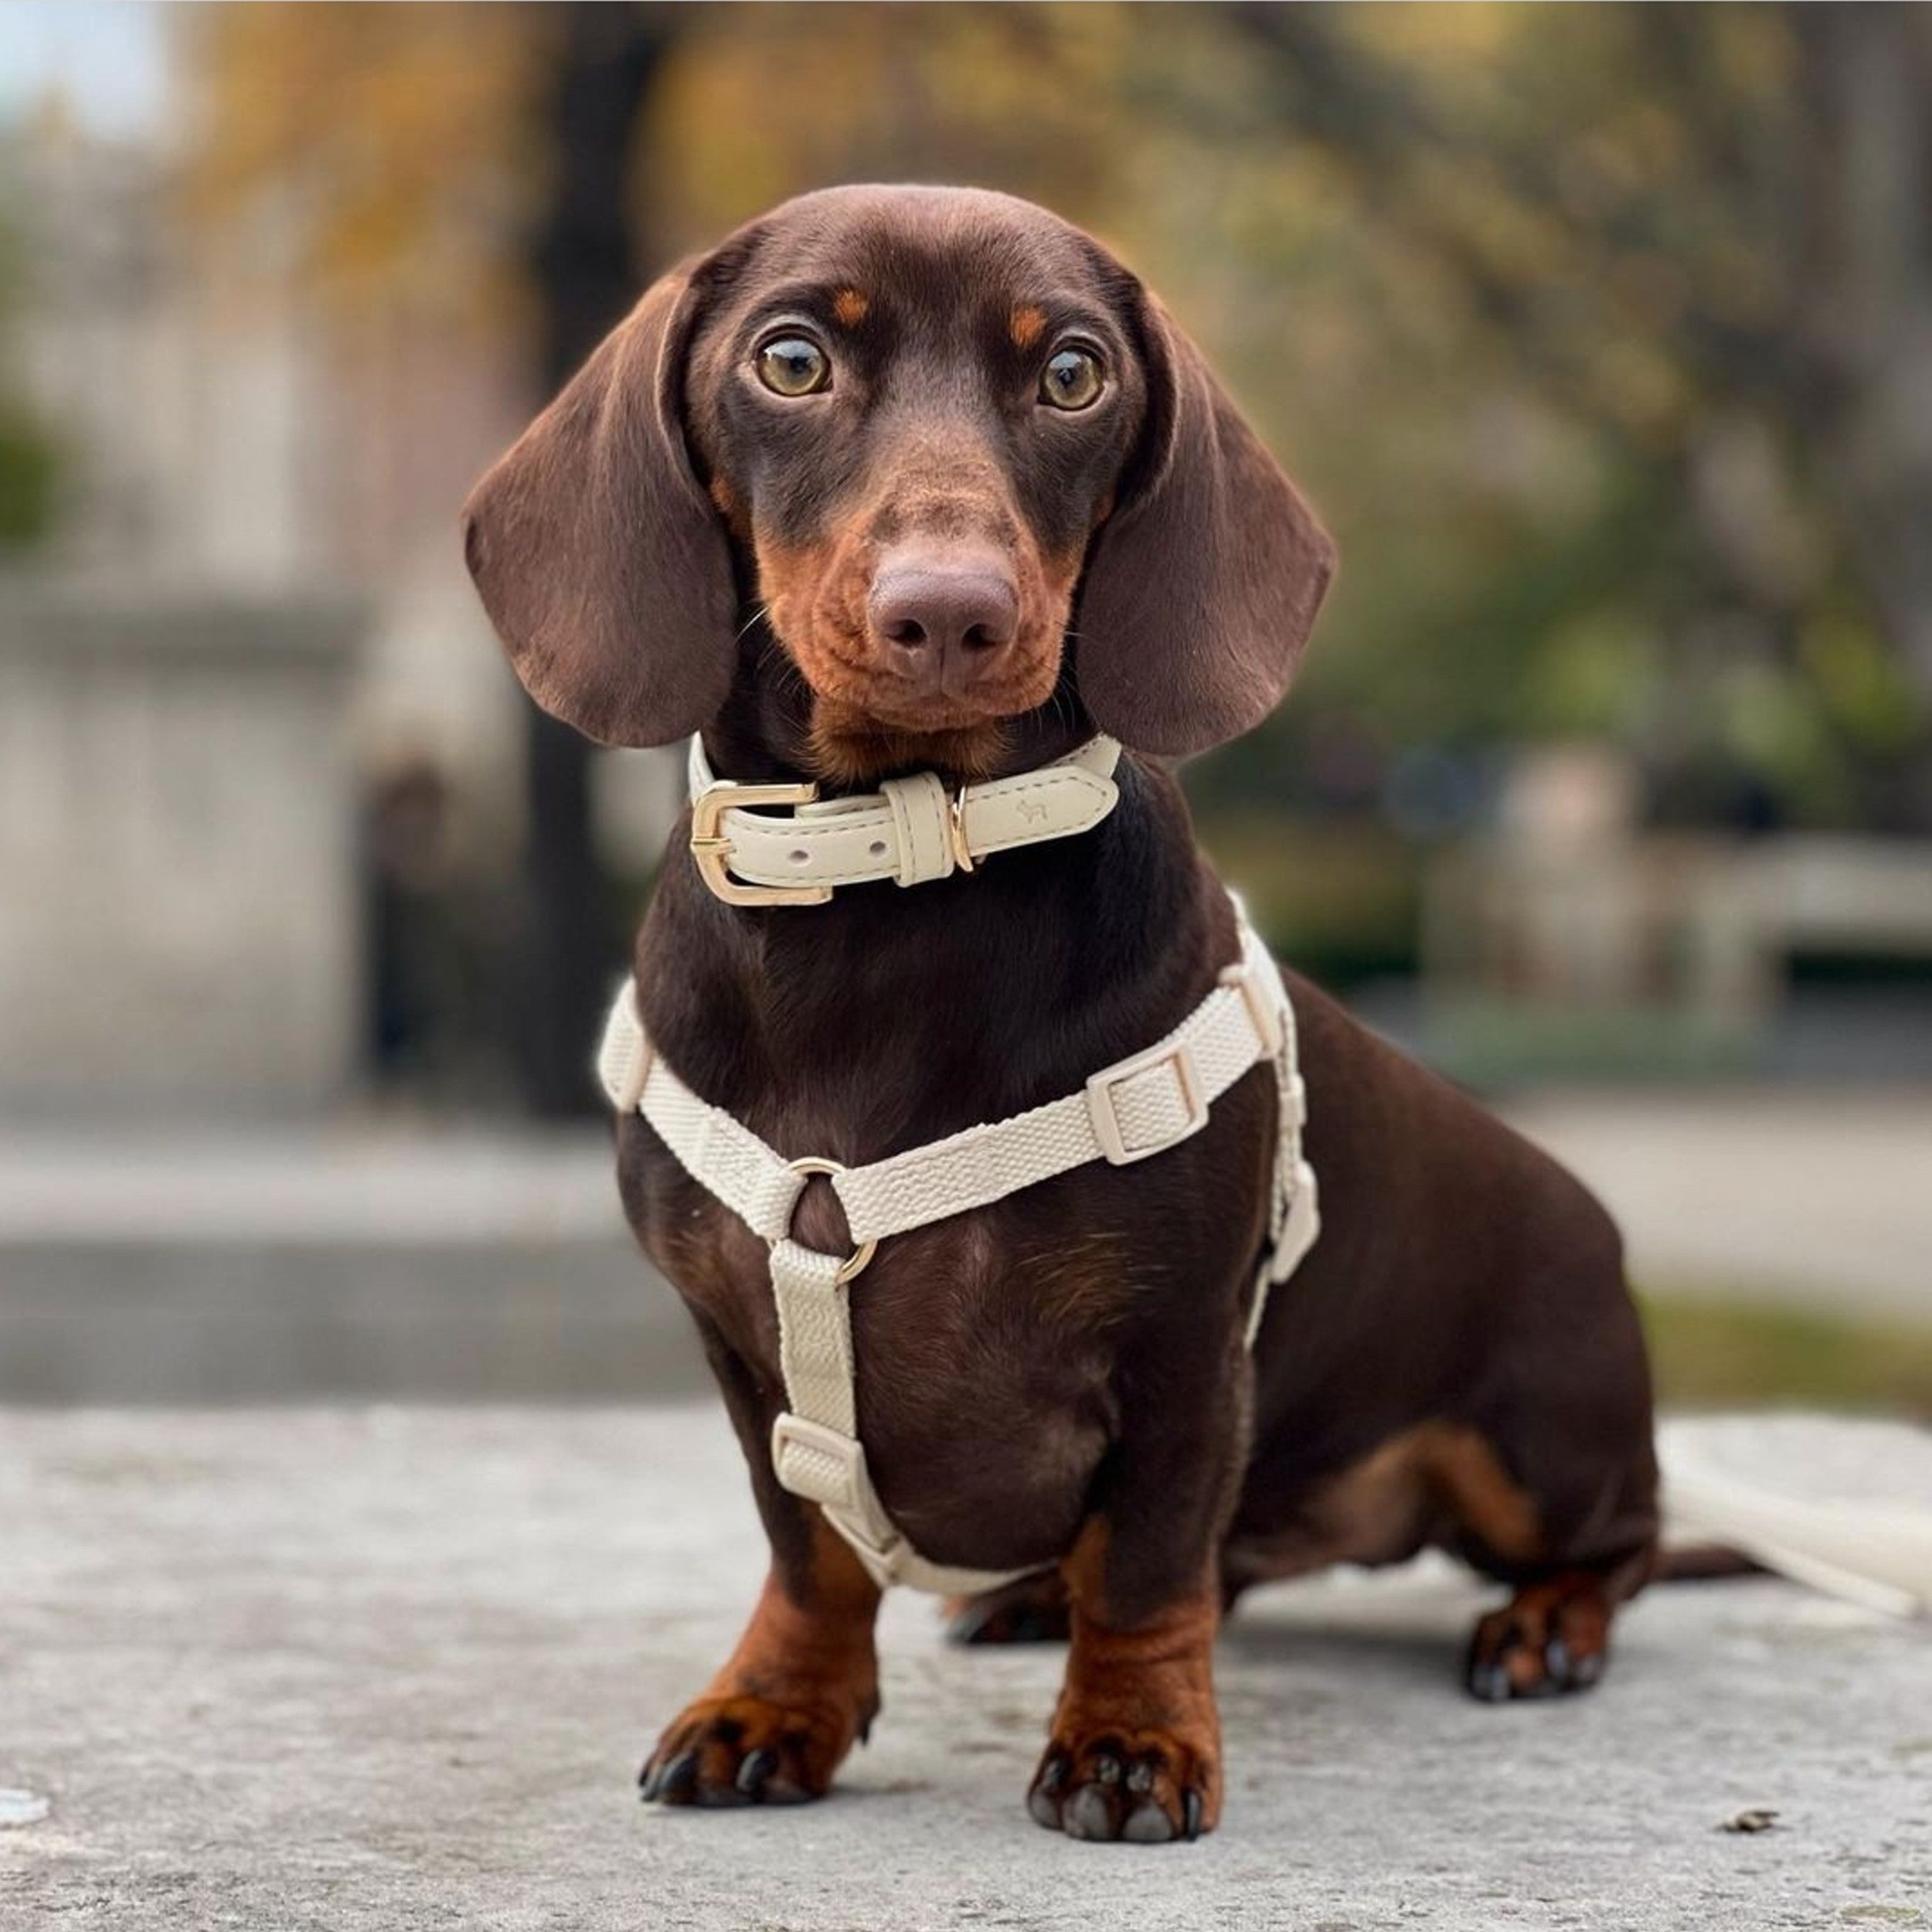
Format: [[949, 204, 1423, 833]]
[[1640, 1291, 1932, 1420]]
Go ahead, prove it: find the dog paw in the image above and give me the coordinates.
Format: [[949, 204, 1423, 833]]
[[1464, 1573, 1612, 1702], [1026, 1726, 1218, 1844], [944, 1571, 1071, 1647], [639, 1692, 872, 1807]]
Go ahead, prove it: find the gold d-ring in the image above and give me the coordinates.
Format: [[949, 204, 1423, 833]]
[[786, 1157, 878, 1282]]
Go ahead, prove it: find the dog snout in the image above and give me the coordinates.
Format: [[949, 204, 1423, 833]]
[[868, 552, 1020, 690]]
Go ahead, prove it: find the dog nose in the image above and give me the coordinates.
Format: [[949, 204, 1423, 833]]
[[869, 556, 1019, 676]]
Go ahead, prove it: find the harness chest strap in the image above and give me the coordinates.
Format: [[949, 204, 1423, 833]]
[[687, 733, 1122, 903], [599, 908, 1319, 1597]]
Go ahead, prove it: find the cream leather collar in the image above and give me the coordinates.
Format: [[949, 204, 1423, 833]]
[[686, 733, 1122, 906]]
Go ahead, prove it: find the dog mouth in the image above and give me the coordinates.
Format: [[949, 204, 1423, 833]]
[[784, 631, 1059, 782], [761, 561, 1068, 743], [818, 648, 1052, 730]]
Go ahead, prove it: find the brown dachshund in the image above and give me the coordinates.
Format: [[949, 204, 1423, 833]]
[[463, 184, 1658, 1845]]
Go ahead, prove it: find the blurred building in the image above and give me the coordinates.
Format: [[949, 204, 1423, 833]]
[[0, 100, 675, 1117]]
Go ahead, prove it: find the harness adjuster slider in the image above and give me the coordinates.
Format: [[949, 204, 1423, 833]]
[[690, 779, 833, 907], [1219, 961, 1285, 1058], [1086, 1041, 1208, 1165], [770, 1412, 871, 1515], [769, 1414, 904, 1575]]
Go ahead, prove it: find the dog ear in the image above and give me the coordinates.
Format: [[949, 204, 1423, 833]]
[[461, 265, 736, 747], [1075, 294, 1335, 757]]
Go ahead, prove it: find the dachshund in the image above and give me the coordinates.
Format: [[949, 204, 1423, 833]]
[[463, 183, 1658, 1845]]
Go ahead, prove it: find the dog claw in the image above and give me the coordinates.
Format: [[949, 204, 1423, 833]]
[[1121, 1798, 1175, 1843], [1182, 1789, 1204, 1842], [1467, 1658, 1513, 1703], [736, 1747, 779, 1801], [651, 1749, 700, 1804], [1062, 1783, 1117, 1841], [1026, 1752, 1068, 1828]]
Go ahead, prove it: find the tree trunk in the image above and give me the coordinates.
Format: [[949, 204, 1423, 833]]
[[1791, 4, 1932, 808], [516, 5, 675, 1117]]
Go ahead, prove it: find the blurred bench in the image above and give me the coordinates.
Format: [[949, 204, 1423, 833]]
[[1423, 748, 1932, 1077]]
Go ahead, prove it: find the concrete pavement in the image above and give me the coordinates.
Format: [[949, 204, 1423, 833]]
[[4, 1405, 1929, 1930]]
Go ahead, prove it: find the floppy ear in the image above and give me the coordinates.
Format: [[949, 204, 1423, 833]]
[[1075, 294, 1336, 757], [461, 267, 736, 747]]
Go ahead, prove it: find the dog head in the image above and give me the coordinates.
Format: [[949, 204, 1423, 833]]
[[464, 185, 1334, 779]]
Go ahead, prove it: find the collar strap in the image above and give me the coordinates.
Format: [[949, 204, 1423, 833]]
[[685, 734, 1122, 906]]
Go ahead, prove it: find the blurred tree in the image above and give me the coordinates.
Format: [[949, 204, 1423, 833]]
[[0, 220, 60, 552], [179, 1, 537, 315], [517, 5, 679, 1118], [1128, 2, 1931, 828], [1791, 7, 1932, 755]]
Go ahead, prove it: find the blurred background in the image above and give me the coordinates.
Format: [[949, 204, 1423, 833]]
[[1, 2, 1927, 1413]]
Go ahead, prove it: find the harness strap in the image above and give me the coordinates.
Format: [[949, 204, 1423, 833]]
[[765, 1240, 1005, 1594], [597, 903, 1318, 1594], [835, 920, 1287, 1242], [1246, 940, 1321, 1345], [686, 733, 1121, 902]]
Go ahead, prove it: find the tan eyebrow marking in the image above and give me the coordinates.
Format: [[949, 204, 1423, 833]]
[[832, 288, 869, 327], [1009, 304, 1048, 350]]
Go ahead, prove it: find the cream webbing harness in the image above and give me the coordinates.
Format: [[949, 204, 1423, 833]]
[[599, 736, 1320, 1595]]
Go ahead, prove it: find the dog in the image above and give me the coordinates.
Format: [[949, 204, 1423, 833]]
[[462, 183, 1658, 1845]]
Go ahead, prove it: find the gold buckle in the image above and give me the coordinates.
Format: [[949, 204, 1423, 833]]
[[689, 780, 832, 907]]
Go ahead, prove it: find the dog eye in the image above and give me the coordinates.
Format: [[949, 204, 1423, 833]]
[[756, 335, 831, 397], [1039, 345, 1104, 412]]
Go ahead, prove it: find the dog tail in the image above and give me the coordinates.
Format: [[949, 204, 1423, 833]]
[[1651, 1543, 1768, 1583], [1655, 1414, 1932, 1618]]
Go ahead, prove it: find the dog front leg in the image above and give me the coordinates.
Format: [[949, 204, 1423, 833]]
[[1026, 1353, 1247, 1844], [641, 1323, 882, 1807]]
